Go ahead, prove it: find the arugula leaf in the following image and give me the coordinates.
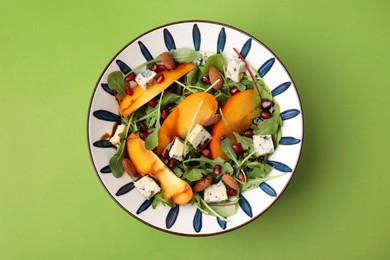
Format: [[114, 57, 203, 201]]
[[107, 71, 128, 100], [191, 194, 229, 222], [252, 117, 280, 135], [209, 199, 239, 217], [185, 67, 199, 86], [199, 54, 225, 74], [184, 156, 233, 174], [109, 139, 126, 178], [219, 138, 240, 166], [152, 192, 176, 209], [144, 91, 164, 150], [184, 168, 206, 182], [245, 163, 273, 179], [242, 173, 286, 191], [161, 92, 183, 107], [170, 48, 202, 63], [233, 132, 253, 152]]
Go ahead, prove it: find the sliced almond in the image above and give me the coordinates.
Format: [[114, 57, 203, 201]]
[[208, 66, 223, 90], [202, 114, 221, 127], [122, 158, 140, 180], [193, 175, 212, 192], [161, 52, 176, 70], [221, 174, 239, 191]]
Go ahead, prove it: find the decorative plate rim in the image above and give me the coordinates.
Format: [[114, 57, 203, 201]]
[[86, 20, 304, 236]]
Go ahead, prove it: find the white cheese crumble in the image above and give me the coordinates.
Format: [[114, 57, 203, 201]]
[[188, 124, 212, 149], [135, 69, 156, 89], [226, 56, 246, 82], [109, 124, 126, 147], [169, 137, 187, 161], [134, 175, 161, 200], [252, 134, 275, 157], [204, 181, 228, 203]]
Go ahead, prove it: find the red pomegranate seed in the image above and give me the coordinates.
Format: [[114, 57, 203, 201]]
[[201, 149, 211, 158], [168, 158, 176, 168], [230, 86, 240, 95], [148, 99, 158, 107], [161, 109, 168, 120], [261, 100, 274, 110], [161, 149, 169, 159], [158, 64, 167, 71], [156, 74, 165, 84], [227, 188, 237, 196], [213, 165, 222, 175], [139, 132, 148, 140], [139, 122, 148, 132], [232, 144, 244, 155], [150, 63, 158, 72], [261, 111, 272, 119], [125, 86, 133, 95], [147, 129, 153, 135], [125, 73, 136, 82], [243, 129, 253, 137], [238, 172, 245, 183], [202, 76, 211, 84], [167, 85, 176, 93]]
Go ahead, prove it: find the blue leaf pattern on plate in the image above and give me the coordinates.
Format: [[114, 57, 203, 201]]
[[137, 199, 154, 214], [267, 160, 292, 172], [259, 182, 277, 197], [216, 27, 226, 53], [193, 209, 202, 233], [100, 165, 111, 174], [93, 110, 120, 122], [115, 59, 132, 75], [280, 109, 300, 121], [258, 58, 275, 77], [240, 38, 252, 59], [217, 217, 227, 230], [93, 140, 114, 148], [138, 41, 153, 61], [239, 195, 253, 218], [166, 206, 180, 229], [115, 182, 135, 196], [280, 136, 301, 145], [101, 83, 114, 96], [271, 81, 291, 97], [192, 24, 201, 51], [163, 28, 176, 50]]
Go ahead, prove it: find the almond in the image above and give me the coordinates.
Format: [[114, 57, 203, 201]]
[[202, 114, 221, 127], [193, 175, 212, 192], [208, 66, 223, 90], [122, 158, 140, 180], [161, 52, 176, 70], [221, 174, 239, 191]]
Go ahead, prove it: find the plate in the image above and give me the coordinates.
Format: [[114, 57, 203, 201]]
[[87, 20, 303, 236]]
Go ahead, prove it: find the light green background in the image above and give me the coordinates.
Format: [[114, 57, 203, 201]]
[[1, 0, 389, 259]]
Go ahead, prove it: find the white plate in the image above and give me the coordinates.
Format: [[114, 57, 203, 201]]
[[87, 20, 304, 236]]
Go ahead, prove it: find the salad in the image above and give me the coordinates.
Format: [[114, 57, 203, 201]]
[[105, 48, 284, 221]]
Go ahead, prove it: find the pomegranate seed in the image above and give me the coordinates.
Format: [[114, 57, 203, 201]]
[[125, 86, 133, 95], [158, 64, 167, 71], [139, 122, 148, 132], [232, 144, 244, 155], [161, 149, 169, 159], [230, 86, 240, 95], [139, 132, 148, 140], [261, 99, 274, 110], [227, 188, 237, 196], [148, 99, 158, 107], [238, 172, 245, 183], [167, 85, 176, 93], [147, 129, 153, 135], [213, 165, 222, 175], [150, 63, 158, 72], [125, 73, 136, 82], [243, 130, 253, 137], [156, 74, 165, 84], [161, 109, 168, 120], [261, 111, 272, 119], [201, 149, 211, 158], [202, 76, 211, 84], [168, 158, 176, 168]]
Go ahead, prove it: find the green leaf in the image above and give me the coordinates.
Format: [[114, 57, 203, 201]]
[[152, 192, 176, 209], [209, 199, 239, 217], [185, 67, 199, 86], [184, 168, 206, 182], [253, 117, 279, 135], [242, 173, 286, 191], [144, 128, 158, 150], [170, 48, 202, 63], [161, 92, 183, 107], [107, 71, 127, 100], [109, 139, 126, 178], [184, 156, 233, 174], [220, 138, 240, 166], [246, 163, 273, 179], [199, 54, 225, 74], [233, 132, 253, 151]]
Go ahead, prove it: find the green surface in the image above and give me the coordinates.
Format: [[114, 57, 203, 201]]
[[1, 0, 389, 259]]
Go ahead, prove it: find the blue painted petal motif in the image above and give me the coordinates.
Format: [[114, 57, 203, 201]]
[[280, 136, 301, 145], [267, 160, 292, 172], [101, 83, 114, 96], [115, 182, 135, 196], [93, 140, 114, 148], [166, 206, 179, 229], [93, 110, 120, 122], [216, 27, 226, 53], [138, 41, 153, 61], [280, 109, 301, 121], [193, 209, 202, 233], [217, 217, 227, 230], [259, 182, 277, 197], [115, 60, 132, 75], [240, 38, 252, 59], [192, 24, 201, 51], [239, 195, 253, 218], [100, 165, 111, 174], [163, 28, 176, 50], [258, 58, 275, 77], [136, 199, 154, 214], [271, 81, 291, 97]]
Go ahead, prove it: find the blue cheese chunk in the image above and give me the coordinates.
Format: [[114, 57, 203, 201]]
[[135, 69, 156, 89], [134, 175, 161, 200], [169, 137, 187, 161], [188, 124, 212, 149], [252, 134, 275, 157], [226, 56, 246, 82], [193, 52, 213, 66], [204, 181, 228, 203], [109, 124, 126, 147]]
